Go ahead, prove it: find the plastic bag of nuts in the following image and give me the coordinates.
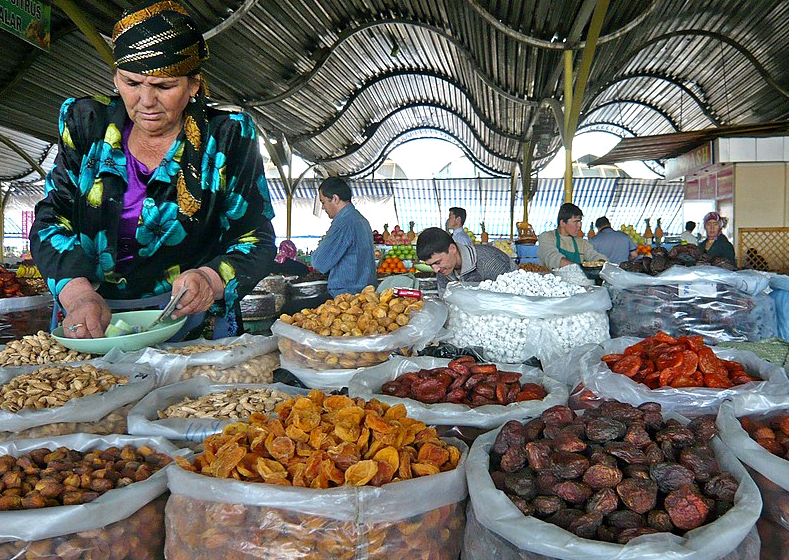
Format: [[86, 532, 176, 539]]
[[717, 395, 789, 537], [164, 437, 468, 560], [576, 337, 789, 417], [0, 361, 156, 443], [279, 355, 370, 391], [126, 377, 308, 446], [462, 408, 762, 560], [349, 355, 569, 429], [103, 333, 280, 387], [0, 330, 94, 368], [271, 298, 447, 370], [0, 433, 182, 559]]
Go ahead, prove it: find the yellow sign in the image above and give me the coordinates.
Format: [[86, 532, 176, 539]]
[[0, 0, 50, 51]]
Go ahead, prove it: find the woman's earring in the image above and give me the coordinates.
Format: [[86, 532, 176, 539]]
[[112, 87, 118, 94], [189, 96, 196, 103]]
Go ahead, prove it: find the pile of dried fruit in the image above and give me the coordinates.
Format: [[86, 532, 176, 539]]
[[741, 413, 789, 459], [0, 444, 171, 510], [158, 387, 292, 420], [279, 286, 423, 337], [601, 331, 758, 389], [381, 356, 546, 406], [176, 390, 461, 487], [0, 364, 128, 412], [490, 401, 739, 543]]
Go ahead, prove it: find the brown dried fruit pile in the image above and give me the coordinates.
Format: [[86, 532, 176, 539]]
[[741, 412, 789, 459], [0, 445, 172, 510], [381, 356, 547, 407], [177, 390, 461, 488], [601, 331, 758, 389], [490, 401, 738, 543]]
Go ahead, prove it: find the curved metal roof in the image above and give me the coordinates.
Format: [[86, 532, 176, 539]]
[[1, 0, 788, 182]]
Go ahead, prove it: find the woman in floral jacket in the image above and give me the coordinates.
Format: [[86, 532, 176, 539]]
[[30, 0, 276, 340]]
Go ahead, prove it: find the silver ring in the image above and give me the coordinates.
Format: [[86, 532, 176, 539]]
[[67, 323, 84, 332]]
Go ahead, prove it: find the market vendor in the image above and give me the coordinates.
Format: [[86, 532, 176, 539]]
[[699, 211, 735, 264], [537, 203, 608, 269], [311, 177, 377, 296], [416, 227, 515, 295], [590, 216, 637, 264], [29, 0, 277, 340], [271, 240, 309, 278]]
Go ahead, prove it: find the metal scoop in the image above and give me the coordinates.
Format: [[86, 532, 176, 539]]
[[146, 285, 187, 331]]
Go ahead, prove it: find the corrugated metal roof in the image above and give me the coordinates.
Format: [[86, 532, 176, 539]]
[[1, 0, 789, 183]]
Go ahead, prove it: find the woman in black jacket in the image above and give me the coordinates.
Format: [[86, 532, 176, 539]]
[[699, 212, 735, 265]]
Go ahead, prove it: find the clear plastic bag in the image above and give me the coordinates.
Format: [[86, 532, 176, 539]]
[[279, 355, 367, 390], [463, 414, 762, 560], [104, 334, 280, 386], [0, 433, 180, 544], [165, 438, 468, 560], [442, 284, 611, 363], [348, 356, 568, 428], [576, 338, 789, 416], [603, 264, 777, 344], [127, 377, 308, 444], [0, 403, 133, 444], [271, 299, 447, 370], [0, 360, 156, 439]]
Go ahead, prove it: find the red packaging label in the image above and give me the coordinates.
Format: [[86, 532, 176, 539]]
[[393, 288, 423, 299]]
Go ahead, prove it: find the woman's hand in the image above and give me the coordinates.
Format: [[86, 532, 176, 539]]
[[169, 267, 224, 318], [59, 278, 112, 338]]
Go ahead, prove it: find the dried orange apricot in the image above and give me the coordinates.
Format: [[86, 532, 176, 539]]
[[344, 459, 379, 486]]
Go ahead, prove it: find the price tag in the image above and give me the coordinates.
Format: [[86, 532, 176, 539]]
[[677, 282, 717, 298]]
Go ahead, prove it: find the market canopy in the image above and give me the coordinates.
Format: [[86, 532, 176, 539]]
[[2, 0, 789, 184]]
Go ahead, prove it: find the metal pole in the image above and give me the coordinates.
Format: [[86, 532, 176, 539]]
[[52, 0, 114, 67], [563, 50, 574, 202]]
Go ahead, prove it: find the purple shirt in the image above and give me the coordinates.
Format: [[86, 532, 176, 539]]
[[117, 122, 150, 272]]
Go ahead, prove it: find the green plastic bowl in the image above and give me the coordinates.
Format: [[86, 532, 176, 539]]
[[52, 310, 187, 355], [414, 263, 433, 273]]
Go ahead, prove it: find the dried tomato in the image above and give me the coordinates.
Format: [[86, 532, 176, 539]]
[[678, 335, 704, 352], [655, 349, 683, 370], [601, 354, 624, 365], [653, 331, 678, 344], [679, 350, 699, 376], [611, 355, 642, 377]]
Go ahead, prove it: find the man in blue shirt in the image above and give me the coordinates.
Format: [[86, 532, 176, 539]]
[[311, 177, 377, 296], [589, 216, 637, 264]]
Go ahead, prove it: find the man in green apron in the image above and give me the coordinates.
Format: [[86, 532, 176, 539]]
[[537, 203, 608, 269]]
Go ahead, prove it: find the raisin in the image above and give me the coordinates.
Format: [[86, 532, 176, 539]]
[[679, 447, 720, 482], [616, 478, 658, 514], [554, 480, 593, 504], [583, 464, 623, 489], [535, 472, 559, 495], [490, 470, 506, 491], [503, 470, 537, 500], [589, 447, 618, 468], [617, 527, 660, 544], [541, 405, 577, 425], [552, 430, 587, 453], [623, 465, 650, 480], [703, 472, 739, 502], [624, 424, 652, 448], [606, 509, 645, 530], [500, 446, 528, 473], [643, 442, 665, 465], [492, 420, 530, 454], [647, 509, 674, 532], [522, 417, 546, 442], [596, 524, 618, 543], [656, 425, 696, 448], [550, 451, 589, 479], [586, 488, 619, 515], [586, 417, 627, 443], [509, 495, 535, 517], [637, 401, 662, 413], [649, 462, 695, 493], [665, 484, 711, 531], [642, 410, 665, 431], [568, 512, 604, 539], [547, 507, 583, 529], [599, 401, 644, 422], [687, 415, 718, 443], [532, 495, 565, 517], [604, 442, 647, 465], [525, 441, 553, 471]]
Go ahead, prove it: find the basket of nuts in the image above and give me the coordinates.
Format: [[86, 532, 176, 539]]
[[463, 401, 762, 560], [0, 361, 156, 442], [0, 433, 181, 559], [127, 377, 307, 445], [271, 287, 447, 370], [165, 390, 468, 560]]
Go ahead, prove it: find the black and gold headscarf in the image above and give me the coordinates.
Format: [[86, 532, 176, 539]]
[[112, 0, 208, 77]]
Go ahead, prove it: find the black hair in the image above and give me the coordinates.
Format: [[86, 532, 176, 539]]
[[685, 221, 696, 232], [319, 176, 352, 202], [595, 216, 611, 229], [557, 202, 583, 226], [416, 227, 454, 261], [448, 207, 466, 225]]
